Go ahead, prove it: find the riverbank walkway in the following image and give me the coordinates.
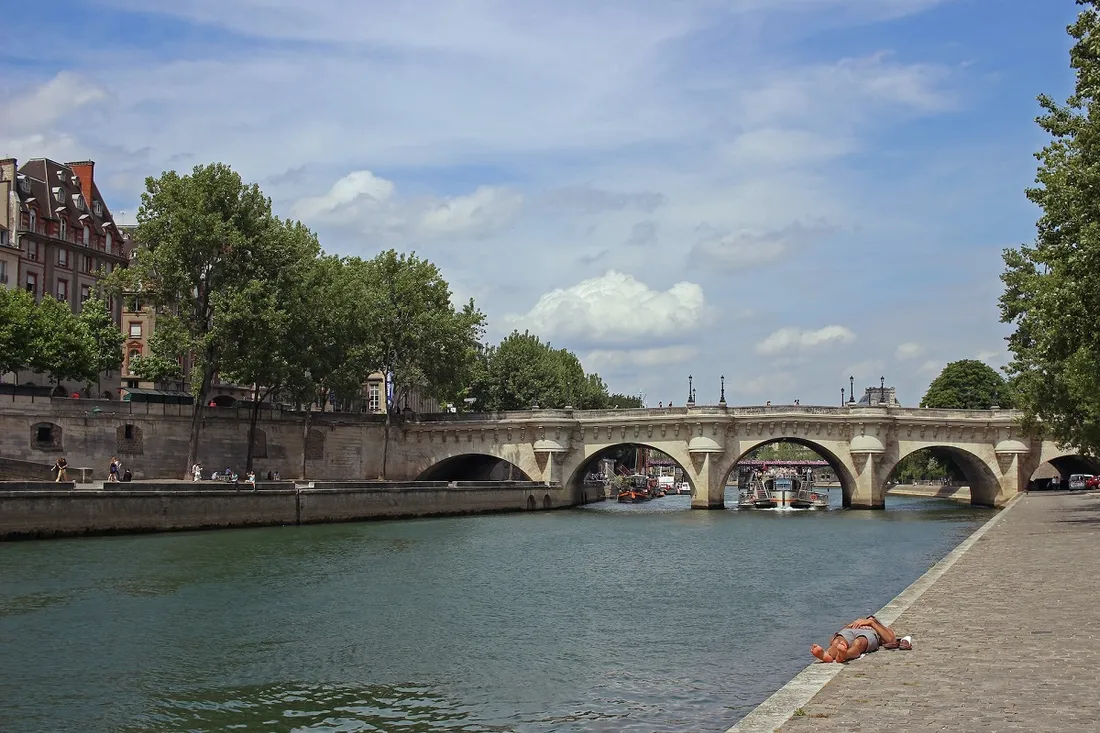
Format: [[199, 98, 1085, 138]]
[[734, 490, 1100, 732]]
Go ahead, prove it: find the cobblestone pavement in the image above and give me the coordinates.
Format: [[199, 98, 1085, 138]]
[[779, 491, 1100, 733]]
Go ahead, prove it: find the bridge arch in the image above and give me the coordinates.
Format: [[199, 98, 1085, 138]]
[[416, 453, 534, 482], [884, 445, 1003, 507], [715, 437, 859, 507], [1027, 448, 1100, 489], [563, 442, 696, 503]]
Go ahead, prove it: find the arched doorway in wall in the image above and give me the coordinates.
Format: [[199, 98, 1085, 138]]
[[721, 438, 857, 509], [416, 454, 533, 482], [885, 447, 1002, 507], [1028, 454, 1100, 490], [565, 443, 695, 506]]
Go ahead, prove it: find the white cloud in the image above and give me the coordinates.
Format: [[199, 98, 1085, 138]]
[[506, 271, 705, 345], [895, 342, 924, 360], [736, 371, 799, 398], [584, 345, 698, 372], [918, 360, 943, 375], [689, 222, 836, 271], [5, 72, 109, 133], [756, 325, 856, 355], [292, 170, 522, 240]]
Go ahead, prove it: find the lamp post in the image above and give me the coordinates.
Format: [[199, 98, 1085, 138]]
[[720, 375, 726, 405], [841, 387, 845, 407], [880, 375, 885, 404], [687, 374, 694, 406], [849, 375, 855, 403]]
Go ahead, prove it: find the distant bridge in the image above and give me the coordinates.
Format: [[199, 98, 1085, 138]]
[[399, 404, 1091, 509]]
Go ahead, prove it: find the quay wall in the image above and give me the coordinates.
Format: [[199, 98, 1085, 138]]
[[0, 397, 393, 481], [0, 481, 570, 540]]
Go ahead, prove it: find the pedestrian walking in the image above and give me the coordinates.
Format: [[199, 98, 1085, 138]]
[[53, 456, 69, 483], [108, 457, 120, 482]]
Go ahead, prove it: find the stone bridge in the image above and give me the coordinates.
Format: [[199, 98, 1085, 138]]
[[398, 405, 1089, 509]]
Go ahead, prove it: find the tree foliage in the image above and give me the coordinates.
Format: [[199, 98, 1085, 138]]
[[920, 360, 1012, 410], [77, 296, 124, 379], [1001, 2, 1100, 454], [467, 330, 613, 411], [0, 287, 38, 376]]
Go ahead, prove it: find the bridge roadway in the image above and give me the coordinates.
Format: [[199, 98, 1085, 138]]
[[400, 404, 1083, 510]]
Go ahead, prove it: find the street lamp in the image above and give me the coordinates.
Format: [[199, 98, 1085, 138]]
[[841, 387, 845, 407], [687, 374, 694, 405], [720, 375, 726, 405], [849, 375, 855, 403], [880, 376, 885, 404]]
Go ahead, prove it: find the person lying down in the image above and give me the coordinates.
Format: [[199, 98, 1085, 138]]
[[811, 615, 913, 663]]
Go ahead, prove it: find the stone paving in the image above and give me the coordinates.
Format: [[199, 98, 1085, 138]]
[[775, 491, 1100, 732]]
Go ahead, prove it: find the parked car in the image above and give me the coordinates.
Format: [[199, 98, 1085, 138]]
[[1068, 474, 1094, 490], [1086, 476, 1100, 490]]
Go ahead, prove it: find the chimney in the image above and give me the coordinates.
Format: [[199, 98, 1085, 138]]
[[0, 158, 15, 182], [67, 160, 95, 213]]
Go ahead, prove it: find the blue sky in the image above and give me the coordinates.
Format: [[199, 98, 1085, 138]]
[[0, 0, 1082, 406]]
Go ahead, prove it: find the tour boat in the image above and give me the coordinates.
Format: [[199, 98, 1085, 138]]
[[617, 475, 652, 503], [737, 472, 829, 510]]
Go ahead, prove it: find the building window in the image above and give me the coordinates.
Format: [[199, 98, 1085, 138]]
[[127, 349, 141, 375], [26, 273, 37, 297], [129, 322, 142, 338], [368, 382, 381, 412], [105, 231, 112, 253], [80, 285, 90, 303], [53, 186, 64, 202], [0, 260, 6, 285], [57, 249, 69, 268], [83, 255, 93, 272], [0, 229, 7, 246], [29, 210, 37, 232], [82, 225, 90, 245], [59, 219, 67, 241], [94, 201, 102, 216], [57, 279, 68, 301]]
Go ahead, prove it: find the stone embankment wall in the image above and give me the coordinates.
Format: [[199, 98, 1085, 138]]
[[0, 481, 575, 540], [0, 397, 394, 481]]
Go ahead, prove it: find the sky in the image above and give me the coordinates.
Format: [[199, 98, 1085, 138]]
[[0, 0, 1082, 407]]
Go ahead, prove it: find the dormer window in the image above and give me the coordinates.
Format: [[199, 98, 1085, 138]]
[[82, 225, 90, 246], [74, 194, 85, 211], [55, 170, 64, 181], [93, 201, 102, 216], [71, 175, 79, 187], [18, 177, 30, 194], [53, 187, 64, 203]]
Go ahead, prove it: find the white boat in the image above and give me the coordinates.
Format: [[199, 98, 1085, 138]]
[[737, 472, 829, 510]]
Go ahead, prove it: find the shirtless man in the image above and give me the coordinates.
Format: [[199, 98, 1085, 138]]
[[811, 615, 909, 663]]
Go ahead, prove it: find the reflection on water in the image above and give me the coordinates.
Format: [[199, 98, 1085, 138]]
[[121, 682, 510, 733], [0, 494, 992, 733]]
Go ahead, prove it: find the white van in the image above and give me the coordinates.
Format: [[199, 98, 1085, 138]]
[[1068, 474, 1093, 490]]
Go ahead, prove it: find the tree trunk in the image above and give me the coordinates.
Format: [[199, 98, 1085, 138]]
[[186, 364, 215, 479], [300, 407, 313, 480], [379, 407, 391, 480], [245, 386, 274, 474]]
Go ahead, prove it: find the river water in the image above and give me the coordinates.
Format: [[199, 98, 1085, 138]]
[[0, 492, 992, 733]]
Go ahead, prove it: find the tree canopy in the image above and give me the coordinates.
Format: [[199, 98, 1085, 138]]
[[467, 330, 615, 411], [920, 360, 1012, 410], [1001, 2, 1100, 454]]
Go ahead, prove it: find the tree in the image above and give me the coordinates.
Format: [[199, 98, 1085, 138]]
[[606, 393, 644, 409], [920, 360, 1012, 410], [1001, 2, 1100, 454], [217, 219, 321, 472], [348, 251, 485, 478], [77, 296, 124, 393], [114, 163, 279, 476], [467, 330, 613, 411], [29, 296, 96, 387], [0, 287, 38, 377], [129, 315, 189, 386]]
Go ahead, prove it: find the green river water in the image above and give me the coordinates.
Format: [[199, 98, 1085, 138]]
[[0, 491, 992, 732]]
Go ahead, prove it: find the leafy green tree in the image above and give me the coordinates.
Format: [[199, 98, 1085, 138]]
[[218, 219, 321, 472], [606, 393, 644, 408], [29, 296, 96, 387], [891, 450, 961, 484], [468, 330, 612, 411], [113, 163, 280, 476], [347, 250, 486, 478], [77, 296, 124, 393], [920, 359, 1012, 410], [1001, 2, 1100, 454], [0, 287, 38, 377]]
